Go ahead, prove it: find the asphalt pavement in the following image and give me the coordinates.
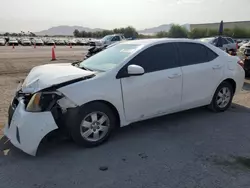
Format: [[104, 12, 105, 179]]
[[0, 46, 250, 188], [0, 103, 250, 188]]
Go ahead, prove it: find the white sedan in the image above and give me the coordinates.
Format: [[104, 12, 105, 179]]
[[4, 39, 245, 156]]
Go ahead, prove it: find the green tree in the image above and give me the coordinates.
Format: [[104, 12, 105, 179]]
[[232, 27, 250, 38], [207, 29, 218, 37], [123, 26, 138, 38], [168, 24, 188, 38], [155, 31, 168, 38], [3, 32, 10, 36], [73, 29, 80, 37], [189, 28, 207, 39]]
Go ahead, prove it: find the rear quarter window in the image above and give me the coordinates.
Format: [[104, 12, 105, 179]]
[[178, 42, 218, 66]]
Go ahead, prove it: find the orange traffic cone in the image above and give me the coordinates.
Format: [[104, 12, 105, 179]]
[[51, 47, 56, 61], [70, 43, 72, 48], [54, 43, 56, 48], [12, 44, 15, 49]]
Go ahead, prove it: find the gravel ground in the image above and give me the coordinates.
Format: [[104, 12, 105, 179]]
[[0, 47, 250, 188], [0, 46, 87, 129]]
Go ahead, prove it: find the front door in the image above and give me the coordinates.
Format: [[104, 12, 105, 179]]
[[119, 43, 182, 122]]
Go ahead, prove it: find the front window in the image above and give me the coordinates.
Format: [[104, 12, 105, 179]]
[[79, 43, 142, 72]]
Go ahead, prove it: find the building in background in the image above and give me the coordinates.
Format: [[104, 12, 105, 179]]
[[190, 21, 250, 30]]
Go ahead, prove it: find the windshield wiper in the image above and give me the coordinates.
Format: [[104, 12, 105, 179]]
[[71, 61, 105, 72], [80, 65, 93, 71], [71, 60, 81, 67]]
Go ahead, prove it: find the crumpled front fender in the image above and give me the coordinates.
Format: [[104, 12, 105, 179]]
[[4, 100, 58, 156]]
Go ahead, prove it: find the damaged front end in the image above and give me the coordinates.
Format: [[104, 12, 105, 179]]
[[4, 75, 94, 156]]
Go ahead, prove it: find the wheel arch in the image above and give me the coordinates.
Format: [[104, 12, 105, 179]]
[[83, 100, 121, 128], [221, 78, 236, 94], [210, 78, 237, 104]]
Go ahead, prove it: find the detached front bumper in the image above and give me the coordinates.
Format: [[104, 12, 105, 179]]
[[4, 98, 58, 156]]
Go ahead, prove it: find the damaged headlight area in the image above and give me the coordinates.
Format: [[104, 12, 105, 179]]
[[26, 92, 63, 112]]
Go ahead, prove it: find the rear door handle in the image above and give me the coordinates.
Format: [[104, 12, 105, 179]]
[[168, 73, 181, 79], [212, 65, 222, 69]]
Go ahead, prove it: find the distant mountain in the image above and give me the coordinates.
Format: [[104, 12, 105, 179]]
[[139, 24, 190, 35], [35, 25, 104, 36], [34, 24, 191, 36]]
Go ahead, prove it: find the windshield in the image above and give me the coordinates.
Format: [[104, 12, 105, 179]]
[[101, 35, 113, 42], [79, 43, 142, 72]]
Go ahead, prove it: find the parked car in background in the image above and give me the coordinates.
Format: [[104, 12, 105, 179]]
[[0, 38, 6, 46], [89, 34, 126, 47], [225, 37, 235, 44], [65, 39, 77, 46], [8, 38, 19, 46], [4, 38, 245, 156], [238, 40, 249, 48], [84, 41, 122, 59], [21, 38, 31, 46], [31, 38, 44, 46], [84, 46, 107, 60], [45, 39, 55, 46], [199, 36, 237, 52], [55, 39, 66, 45], [239, 42, 250, 56], [76, 39, 88, 46]]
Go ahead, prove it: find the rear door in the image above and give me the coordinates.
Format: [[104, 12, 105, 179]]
[[177, 42, 223, 110], [118, 43, 182, 122]]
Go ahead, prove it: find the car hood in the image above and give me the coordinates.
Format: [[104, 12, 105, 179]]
[[21, 63, 94, 93]]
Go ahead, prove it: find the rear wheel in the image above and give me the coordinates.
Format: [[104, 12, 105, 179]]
[[209, 82, 234, 112], [70, 102, 116, 147]]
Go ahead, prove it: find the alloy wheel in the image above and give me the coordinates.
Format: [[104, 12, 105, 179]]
[[80, 111, 110, 142], [216, 87, 231, 108]]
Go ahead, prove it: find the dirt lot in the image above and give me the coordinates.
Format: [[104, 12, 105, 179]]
[[0, 46, 88, 134], [1, 46, 250, 188]]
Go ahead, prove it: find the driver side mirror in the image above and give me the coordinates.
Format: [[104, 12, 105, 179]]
[[127, 65, 145, 76]]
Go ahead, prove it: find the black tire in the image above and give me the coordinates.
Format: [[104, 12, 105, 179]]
[[70, 102, 116, 147], [209, 81, 234, 112]]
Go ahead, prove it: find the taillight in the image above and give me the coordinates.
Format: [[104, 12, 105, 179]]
[[237, 60, 244, 68], [236, 43, 239, 49]]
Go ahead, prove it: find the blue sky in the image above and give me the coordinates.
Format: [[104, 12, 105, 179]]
[[0, 0, 249, 32]]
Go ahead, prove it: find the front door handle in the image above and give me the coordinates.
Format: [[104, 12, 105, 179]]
[[212, 65, 222, 69], [168, 73, 181, 79]]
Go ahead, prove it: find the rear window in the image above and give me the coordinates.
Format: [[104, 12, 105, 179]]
[[226, 37, 234, 43]]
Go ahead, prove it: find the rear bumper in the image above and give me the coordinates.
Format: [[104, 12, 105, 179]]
[[4, 99, 58, 156], [235, 66, 245, 94]]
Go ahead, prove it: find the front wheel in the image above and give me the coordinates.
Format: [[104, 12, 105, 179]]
[[70, 102, 116, 147], [209, 82, 234, 112]]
